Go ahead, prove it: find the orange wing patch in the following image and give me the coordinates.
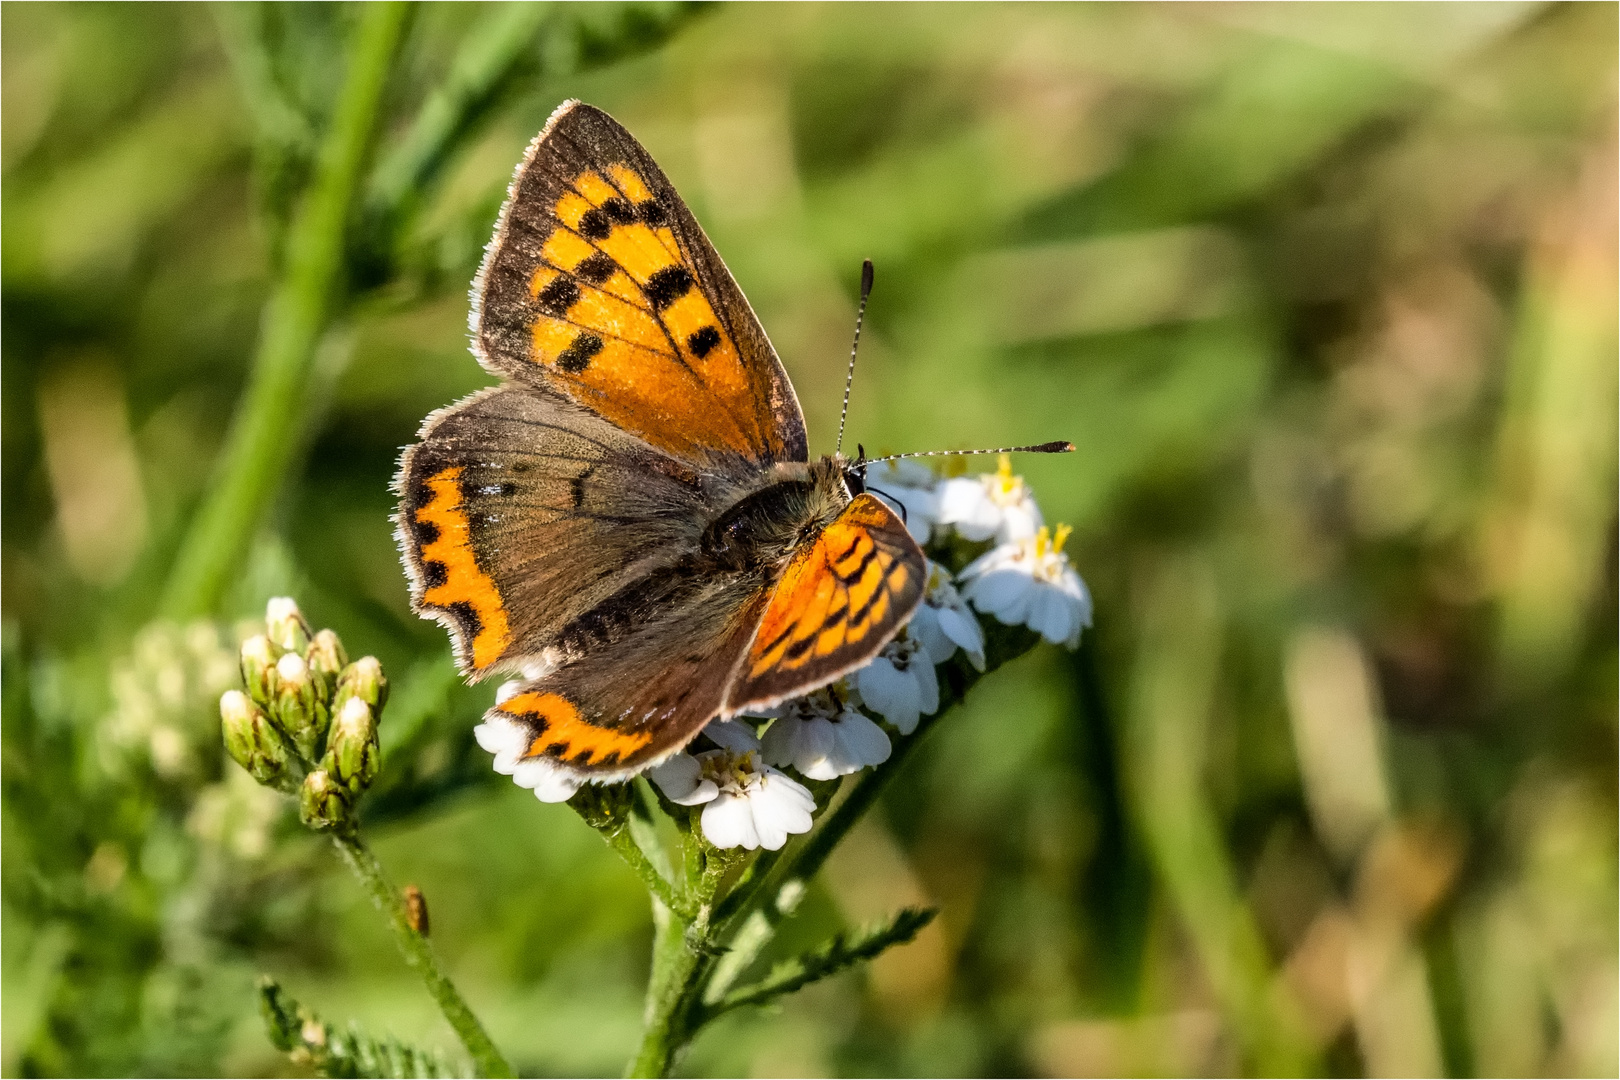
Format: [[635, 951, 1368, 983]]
[[522, 166, 766, 460], [414, 466, 512, 671], [741, 495, 925, 694], [502, 689, 653, 767]]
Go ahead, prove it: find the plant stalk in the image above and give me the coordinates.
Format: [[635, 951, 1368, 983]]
[[163, 1, 411, 618], [627, 905, 707, 1078], [330, 831, 514, 1079]]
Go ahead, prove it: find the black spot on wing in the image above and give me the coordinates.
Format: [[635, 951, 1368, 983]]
[[557, 332, 603, 373], [445, 600, 483, 639], [645, 266, 693, 311], [414, 519, 441, 546], [687, 325, 721, 358], [636, 198, 668, 227], [422, 560, 448, 590], [785, 634, 817, 662], [537, 277, 579, 317], [602, 197, 636, 225], [578, 207, 612, 240], [575, 251, 617, 284]]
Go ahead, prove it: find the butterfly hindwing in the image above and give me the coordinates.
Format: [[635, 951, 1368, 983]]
[[727, 493, 927, 712], [396, 384, 746, 678], [475, 100, 808, 468], [485, 574, 771, 778]]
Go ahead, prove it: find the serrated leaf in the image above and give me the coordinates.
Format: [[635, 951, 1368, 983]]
[[711, 906, 938, 1017], [258, 977, 456, 1078]]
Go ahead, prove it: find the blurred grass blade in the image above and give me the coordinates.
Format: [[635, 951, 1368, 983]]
[[1125, 554, 1314, 1074], [1486, 133, 1619, 688], [162, 2, 412, 619], [366, 2, 555, 231]]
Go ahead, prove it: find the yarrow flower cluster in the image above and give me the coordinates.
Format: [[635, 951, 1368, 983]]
[[478, 455, 1091, 850]]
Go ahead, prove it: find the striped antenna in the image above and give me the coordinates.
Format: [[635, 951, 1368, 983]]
[[834, 259, 875, 457], [864, 441, 1075, 466]]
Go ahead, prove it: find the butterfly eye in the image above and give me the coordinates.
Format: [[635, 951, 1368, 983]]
[[843, 468, 866, 497]]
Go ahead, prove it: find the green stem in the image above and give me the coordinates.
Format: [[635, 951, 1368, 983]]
[[602, 822, 695, 920], [330, 831, 515, 1079], [627, 906, 706, 1078], [162, 1, 411, 618], [366, 2, 553, 224]]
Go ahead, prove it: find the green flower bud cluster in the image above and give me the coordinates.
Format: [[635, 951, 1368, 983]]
[[220, 598, 389, 832]]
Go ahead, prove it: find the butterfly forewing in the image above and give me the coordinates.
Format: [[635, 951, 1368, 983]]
[[397, 385, 741, 678], [727, 494, 927, 712], [475, 101, 807, 468]]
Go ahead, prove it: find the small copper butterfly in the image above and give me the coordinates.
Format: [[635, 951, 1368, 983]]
[[396, 101, 928, 786]]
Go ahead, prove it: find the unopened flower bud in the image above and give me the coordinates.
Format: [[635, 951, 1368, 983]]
[[221, 690, 291, 787], [334, 656, 388, 717], [322, 696, 379, 795], [273, 652, 327, 761], [266, 597, 312, 654], [304, 629, 347, 697], [299, 769, 350, 831], [240, 635, 280, 706]]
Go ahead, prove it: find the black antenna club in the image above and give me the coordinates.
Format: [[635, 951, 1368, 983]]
[[835, 259, 875, 457]]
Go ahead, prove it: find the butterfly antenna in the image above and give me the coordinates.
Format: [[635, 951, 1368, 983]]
[[835, 259, 875, 458], [865, 441, 1076, 466]]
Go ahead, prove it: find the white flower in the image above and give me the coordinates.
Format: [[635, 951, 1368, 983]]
[[759, 685, 890, 780], [908, 560, 986, 670], [862, 458, 940, 544], [937, 454, 1043, 543], [649, 722, 815, 851], [959, 524, 1092, 648], [474, 712, 582, 803], [854, 631, 939, 735]]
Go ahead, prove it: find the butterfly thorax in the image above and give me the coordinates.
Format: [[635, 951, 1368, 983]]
[[700, 456, 854, 573]]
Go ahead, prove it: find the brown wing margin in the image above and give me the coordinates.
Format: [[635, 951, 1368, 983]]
[[472, 100, 809, 466]]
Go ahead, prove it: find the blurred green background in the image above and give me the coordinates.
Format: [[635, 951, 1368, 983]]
[[3, 3, 1615, 1076]]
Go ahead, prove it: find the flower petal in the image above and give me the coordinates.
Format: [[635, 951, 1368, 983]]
[[913, 659, 940, 716], [748, 771, 816, 849], [474, 714, 530, 774], [936, 606, 987, 670], [967, 568, 1033, 623], [910, 604, 957, 664], [509, 757, 582, 803], [856, 657, 922, 734], [702, 718, 761, 753], [997, 500, 1043, 543], [701, 792, 760, 850], [649, 753, 717, 805], [938, 478, 999, 541], [833, 710, 892, 769]]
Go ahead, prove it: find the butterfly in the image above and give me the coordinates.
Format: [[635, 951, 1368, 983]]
[[395, 100, 928, 789]]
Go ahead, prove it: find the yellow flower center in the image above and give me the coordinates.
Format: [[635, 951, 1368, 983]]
[[1033, 523, 1073, 559]]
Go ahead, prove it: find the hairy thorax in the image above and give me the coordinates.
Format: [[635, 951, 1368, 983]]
[[700, 456, 854, 572]]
